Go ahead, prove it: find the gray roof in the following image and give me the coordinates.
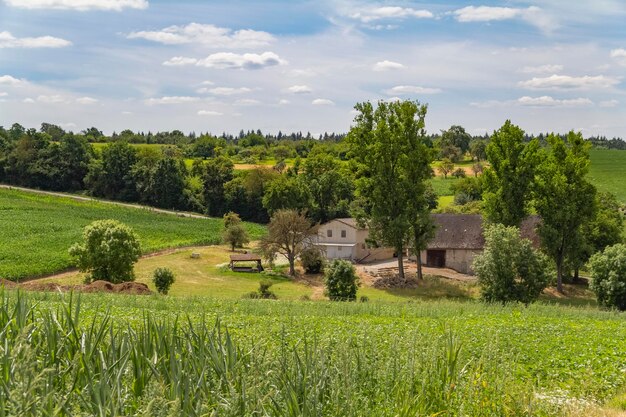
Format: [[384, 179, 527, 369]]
[[334, 218, 364, 230], [428, 214, 540, 250]]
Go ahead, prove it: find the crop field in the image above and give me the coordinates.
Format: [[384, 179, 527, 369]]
[[588, 149, 626, 203], [0, 188, 265, 280], [1, 291, 625, 416]]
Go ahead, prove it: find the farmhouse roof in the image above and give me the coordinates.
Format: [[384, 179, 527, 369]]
[[334, 218, 365, 230], [429, 214, 540, 250]]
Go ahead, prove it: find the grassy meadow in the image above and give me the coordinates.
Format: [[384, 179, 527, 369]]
[[0, 188, 265, 280], [588, 148, 626, 203], [1, 290, 625, 416]]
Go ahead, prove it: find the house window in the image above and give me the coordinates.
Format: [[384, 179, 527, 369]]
[[338, 246, 342, 251], [341, 230, 346, 238], [327, 229, 332, 238]]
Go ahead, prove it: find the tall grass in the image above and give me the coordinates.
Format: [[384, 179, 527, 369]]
[[1, 290, 600, 416]]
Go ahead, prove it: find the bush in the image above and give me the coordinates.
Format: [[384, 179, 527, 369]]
[[69, 219, 141, 284], [452, 168, 466, 178], [152, 267, 176, 295], [324, 259, 359, 301], [244, 279, 277, 299], [300, 246, 326, 274], [473, 223, 551, 305], [588, 244, 626, 310]]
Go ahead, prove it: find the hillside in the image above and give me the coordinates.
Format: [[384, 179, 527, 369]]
[[588, 149, 626, 203], [0, 188, 265, 280]]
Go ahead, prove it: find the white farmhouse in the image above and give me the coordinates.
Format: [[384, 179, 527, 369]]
[[314, 218, 396, 262]]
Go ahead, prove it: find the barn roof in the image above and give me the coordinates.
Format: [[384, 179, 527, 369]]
[[428, 214, 540, 250]]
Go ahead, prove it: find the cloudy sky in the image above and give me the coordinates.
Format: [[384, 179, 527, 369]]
[[1, 0, 625, 137]]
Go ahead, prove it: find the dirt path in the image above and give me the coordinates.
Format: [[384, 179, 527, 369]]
[[0, 184, 211, 220], [356, 259, 476, 282]]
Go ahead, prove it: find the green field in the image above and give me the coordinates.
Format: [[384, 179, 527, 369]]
[[588, 149, 626, 203], [0, 189, 265, 280], [2, 291, 625, 416]]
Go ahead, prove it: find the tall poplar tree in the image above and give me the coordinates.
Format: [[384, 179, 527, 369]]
[[483, 120, 540, 227], [348, 100, 433, 281], [534, 131, 596, 293]]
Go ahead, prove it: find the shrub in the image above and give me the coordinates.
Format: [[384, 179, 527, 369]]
[[222, 225, 250, 251], [244, 280, 277, 299], [300, 246, 326, 274], [152, 267, 176, 295], [473, 223, 551, 305], [324, 259, 359, 301], [588, 244, 626, 310], [69, 219, 141, 284], [452, 168, 466, 178]]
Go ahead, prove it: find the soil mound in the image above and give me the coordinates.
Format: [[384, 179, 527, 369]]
[[4, 279, 153, 295], [0, 278, 18, 288], [372, 274, 421, 289]]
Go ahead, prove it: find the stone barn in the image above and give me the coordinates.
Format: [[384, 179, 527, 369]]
[[418, 214, 540, 274]]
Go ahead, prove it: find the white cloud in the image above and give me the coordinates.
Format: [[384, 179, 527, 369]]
[[37, 94, 65, 103], [278, 99, 290, 105], [350, 6, 433, 23], [0, 31, 71, 48], [288, 85, 312, 94], [312, 98, 334, 105], [162, 56, 198, 66], [199, 87, 252, 95], [599, 99, 619, 107], [0, 75, 24, 85], [0, 92, 7, 97], [521, 64, 563, 74], [76, 96, 98, 104], [373, 60, 404, 71], [386, 85, 442, 95], [164, 52, 286, 70], [452, 6, 554, 32], [197, 110, 222, 116], [200, 80, 214, 86], [517, 96, 592, 107], [453, 6, 523, 22], [145, 96, 200, 105], [23, 98, 35, 103], [4, 0, 148, 11], [128, 23, 274, 48], [234, 98, 261, 106], [519, 74, 620, 90], [610, 48, 626, 66]]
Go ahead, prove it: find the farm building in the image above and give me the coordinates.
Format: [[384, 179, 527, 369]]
[[315, 214, 540, 274]]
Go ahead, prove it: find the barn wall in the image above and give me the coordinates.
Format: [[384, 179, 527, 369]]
[[415, 249, 482, 275]]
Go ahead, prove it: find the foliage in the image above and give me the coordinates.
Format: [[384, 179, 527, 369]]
[[324, 259, 359, 301], [0, 188, 266, 280], [152, 267, 176, 294], [261, 174, 309, 215], [222, 224, 250, 251], [588, 244, 626, 310], [473, 223, 551, 304], [534, 132, 597, 292], [203, 156, 234, 216], [69, 219, 142, 284], [587, 149, 626, 204], [260, 209, 318, 276], [469, 139, 487, 161], [300, 246, 326, 274], [86, 141, 138, 201], [440, 125, 472, 153], [483, 120, 540, 227]]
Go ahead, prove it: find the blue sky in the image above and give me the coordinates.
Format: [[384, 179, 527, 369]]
[[1, 0, 625, 137]]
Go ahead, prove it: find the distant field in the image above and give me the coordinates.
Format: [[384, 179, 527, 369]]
[[0, 188, 265, 280], [588, 149, 626, 203]]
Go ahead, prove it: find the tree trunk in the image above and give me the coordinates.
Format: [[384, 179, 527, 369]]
[[574, 267, 580, 283], [416, 252, 423, 280], [288, 255, 296, 276], [397, 250, 405, 281], [556, 260, 564, 294]]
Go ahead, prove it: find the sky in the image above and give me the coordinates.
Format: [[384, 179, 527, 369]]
[[0, 0, 625, 137]]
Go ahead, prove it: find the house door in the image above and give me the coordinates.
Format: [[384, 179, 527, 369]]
[[426, 250, 446, 268]]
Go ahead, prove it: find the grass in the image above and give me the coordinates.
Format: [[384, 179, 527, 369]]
[[588, 149, 626, 203], [429, 176, 461, 197], [0, 188, 265, 280], [1, 290, 625, 416]]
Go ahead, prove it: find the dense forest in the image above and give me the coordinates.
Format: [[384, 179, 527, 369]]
[[0, 121, 624, 226]]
